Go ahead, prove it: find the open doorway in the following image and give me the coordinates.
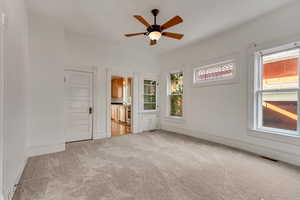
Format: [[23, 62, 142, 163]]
[[111, 76, 132, 136]]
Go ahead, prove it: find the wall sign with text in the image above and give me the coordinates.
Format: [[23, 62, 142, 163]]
[[193, 60, 236, 85]]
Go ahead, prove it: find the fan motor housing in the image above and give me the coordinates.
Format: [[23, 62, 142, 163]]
[[147, 25, 161, 33]]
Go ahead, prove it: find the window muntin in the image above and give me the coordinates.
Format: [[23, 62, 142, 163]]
[[194, 61, 235, 84], [169, 72, 183, 117], [143, 80, 157, 111], [255, 45, 300, 135]]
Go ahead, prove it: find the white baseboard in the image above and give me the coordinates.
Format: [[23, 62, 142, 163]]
[[27, 143, 65, 157], [161, 124, 300, 167], [5, 157, 28, 200], [93, 132, 107, 140]]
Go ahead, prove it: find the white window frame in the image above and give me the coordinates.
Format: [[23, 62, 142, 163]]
[[193, 60, 236, 85], [167, 70, 184, 118], [253, 42, 300, 136], [143, 79, 159, 112]]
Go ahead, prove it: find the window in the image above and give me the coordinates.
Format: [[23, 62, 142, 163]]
[[144, 80, 157, 111], [168, 72, 183, 117], [254, 43, 300, 135], [193, 60, 236, 84]]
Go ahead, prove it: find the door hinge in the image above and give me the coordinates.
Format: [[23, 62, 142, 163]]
[[89, 107, 93, 114]]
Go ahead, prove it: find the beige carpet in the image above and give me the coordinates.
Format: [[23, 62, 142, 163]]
[[14, 131, 300, 200]]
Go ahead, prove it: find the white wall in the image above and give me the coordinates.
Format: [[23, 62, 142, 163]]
[[1, 0, 29, 199], [27, 13, 65, 156], [159, 1, 300, 166], [64, 31, 161, 137], [3, 1, 299, 199], [27, 15, 161, 156], [64, 31, 160, 73], [0, 1, 4, 199]]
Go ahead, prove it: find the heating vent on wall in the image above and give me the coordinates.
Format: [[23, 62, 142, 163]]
[[261, 156, 278, 162]]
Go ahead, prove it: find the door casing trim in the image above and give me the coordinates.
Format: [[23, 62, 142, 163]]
[[106, 69, 139, 137]]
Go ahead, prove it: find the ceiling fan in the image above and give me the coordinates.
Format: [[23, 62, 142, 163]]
[[125, 9, 184, 46]]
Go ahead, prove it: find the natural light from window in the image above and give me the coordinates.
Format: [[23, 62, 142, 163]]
[[256, 46, 299, 134], [169, 72, 183, 117]]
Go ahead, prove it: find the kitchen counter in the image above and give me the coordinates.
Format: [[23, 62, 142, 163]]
[[111, 104, 131, 124]]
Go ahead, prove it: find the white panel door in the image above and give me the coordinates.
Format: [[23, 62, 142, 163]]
[[64, 70, 93, 142]]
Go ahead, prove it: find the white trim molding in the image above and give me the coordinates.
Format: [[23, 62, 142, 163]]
[[161, 124, 300, 167], [6, 157, 27, 200], [166, 70, 185, 119], [248, 40, 300, 137], [140, 75, 159, 113], [106, 69, 112, 138], [93, 131, 107, 140], [191, 52, 241, 88], [0, 12, 5, 200], [248, 129, 300, 146], [27, 143, 65, 157], [106, 69, 140, 137], [193, 59, 237, 87]]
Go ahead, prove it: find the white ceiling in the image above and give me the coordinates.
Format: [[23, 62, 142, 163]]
[[27, 0, 295, 54]]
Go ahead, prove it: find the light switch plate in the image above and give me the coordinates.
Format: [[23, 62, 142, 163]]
[[1, 13, 6, 26]]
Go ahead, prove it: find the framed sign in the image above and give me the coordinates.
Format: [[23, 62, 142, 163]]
[[193, 60, 236, 85]]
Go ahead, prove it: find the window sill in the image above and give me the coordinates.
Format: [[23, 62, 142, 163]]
[[141, 110, 159, 114], [248, 128, 300, 146], [164, 116, 186, 123]]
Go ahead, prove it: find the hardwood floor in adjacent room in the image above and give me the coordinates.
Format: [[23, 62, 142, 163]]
[[13, 131, 300, 200], [111, 120, 131, 136]]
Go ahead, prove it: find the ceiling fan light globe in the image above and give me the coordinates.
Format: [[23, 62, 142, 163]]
[[148, 31, 161, 41]]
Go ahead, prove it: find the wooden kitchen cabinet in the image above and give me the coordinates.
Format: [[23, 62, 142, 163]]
[[111, 104, 131, 124], [112, 78, 123, 98]]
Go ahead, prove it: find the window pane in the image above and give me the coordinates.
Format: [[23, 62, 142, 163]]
[[144, 80, 156, 85], [144, 95, 156, 103], [144, 103, 156, 110], [144, 80, 156, 95], [170, 95, 183, 117], [261, 92, 297, 131], [144, 85, 156, 95], [263, 49, 299, 90], [170, 72, 183, 95], [144, 80, 157, 110]]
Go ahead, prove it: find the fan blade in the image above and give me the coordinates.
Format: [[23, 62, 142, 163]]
[[125, 32, 146, 37], [161, 16, 183, 31], [134, 15, 151, 27], [162, 32, 184, 40], [150, 40, 157, 46]]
